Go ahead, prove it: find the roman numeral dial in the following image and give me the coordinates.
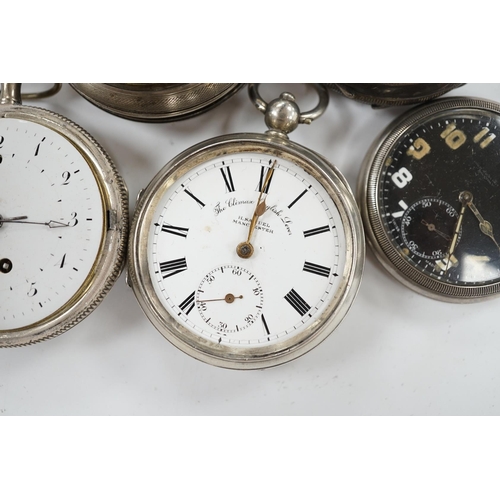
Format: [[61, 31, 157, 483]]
[[146, 150, 350, 357]]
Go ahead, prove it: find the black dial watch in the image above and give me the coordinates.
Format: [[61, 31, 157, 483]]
[[359, 96, 500, 302]]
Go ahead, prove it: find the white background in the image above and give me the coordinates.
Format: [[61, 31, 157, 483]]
[[1, 82, 500, 416]]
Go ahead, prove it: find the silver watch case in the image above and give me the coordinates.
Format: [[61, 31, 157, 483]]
[[128, 131, 365, 369]]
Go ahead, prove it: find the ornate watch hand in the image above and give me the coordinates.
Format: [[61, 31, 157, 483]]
[[465, 197, 500, 251], [444, 192, 469, 273], [236, 160, 276, 258], [0, 215, 70, 228], [421, 219, 451, 241], [197, 294, 243, 304], [246, 163, 275, 242]]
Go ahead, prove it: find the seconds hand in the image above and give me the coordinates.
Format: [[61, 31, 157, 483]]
[[197, 294, 243, 304]]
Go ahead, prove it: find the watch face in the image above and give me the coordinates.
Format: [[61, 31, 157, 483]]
[[129, 136, 364, 368], [0, 109, 128, 346], [361, 97, 500, 301]]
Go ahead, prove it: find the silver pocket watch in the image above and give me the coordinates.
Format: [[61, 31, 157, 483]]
[[0, 83, 128, 346], [70, 83, 244, 122], [128, 84, 365, 369]]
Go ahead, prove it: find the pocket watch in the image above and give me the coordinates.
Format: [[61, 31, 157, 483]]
[[327, 83, 464, 107], [128, 84, 365, 369], [0, 83, 128, 346], [69, 83, 244, 122], [359, 95, 500, 302]]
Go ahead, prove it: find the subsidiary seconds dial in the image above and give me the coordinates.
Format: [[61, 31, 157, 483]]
[[399, 197, 459, 261], [195, 265, 264, 336]]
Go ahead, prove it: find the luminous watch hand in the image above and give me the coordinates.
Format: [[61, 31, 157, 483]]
[[197, 294, 243, 304], [465, 196, 500, 252], [444, 191, 469, 273], [236, 160, 276, 259], [421, 219, 451, 241]]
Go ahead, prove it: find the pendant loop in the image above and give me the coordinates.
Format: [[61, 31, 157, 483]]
[[22, 83, 62, 100], [248, 83, 329, 125], [1, 83, 62, 105]]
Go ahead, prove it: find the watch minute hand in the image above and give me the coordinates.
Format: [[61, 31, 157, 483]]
[[245, 163, 275, 244], [0, 216, 70, 228], [236, 160, 276, 259], [467, 200, 500, 251]]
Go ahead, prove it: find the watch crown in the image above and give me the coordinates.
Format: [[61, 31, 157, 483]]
[[264, 92, 300, 135]]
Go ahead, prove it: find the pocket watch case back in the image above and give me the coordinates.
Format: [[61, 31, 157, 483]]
[[69, 83, 245, 122]]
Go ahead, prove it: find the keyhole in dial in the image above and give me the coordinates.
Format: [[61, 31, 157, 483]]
[[0, 258, 13, 273]]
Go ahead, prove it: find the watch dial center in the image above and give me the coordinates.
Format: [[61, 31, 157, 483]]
[[0, 258, 13, 273], [236, 242, 254, 259]]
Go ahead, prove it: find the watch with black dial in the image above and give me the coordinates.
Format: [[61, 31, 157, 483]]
[[359, 96, 500, 302], [327, 83, 464, 108]]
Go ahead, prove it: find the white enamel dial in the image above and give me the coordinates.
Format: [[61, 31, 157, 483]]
[[0, 117, 105, 332], [146, 151, 347, 346]]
